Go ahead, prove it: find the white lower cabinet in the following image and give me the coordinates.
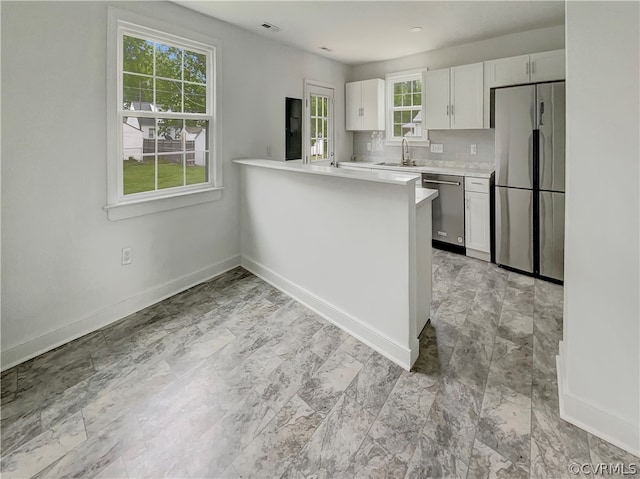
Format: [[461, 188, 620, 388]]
[[465, 177, 491, 261]]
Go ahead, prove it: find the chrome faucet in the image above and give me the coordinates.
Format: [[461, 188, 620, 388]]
[[401, 138, 411, 166]]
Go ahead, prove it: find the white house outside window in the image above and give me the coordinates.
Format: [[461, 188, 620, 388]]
[[386, 70, 427, 143], [106, 9, 221, 220]]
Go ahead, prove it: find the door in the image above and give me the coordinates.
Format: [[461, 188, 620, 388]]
[[465, 191, 490, 253], [485, 54, 530, 88], [305, 83, 334, 163], [530, 50, 565, 83], [450, 62, 484, 129], [495, 85, 535, 189], [539, 191, 565, 281], [538, 82, 565, 193], [495, 186, 534, 273], [424, 68, 450, 129], [345, 81, 361, 131]]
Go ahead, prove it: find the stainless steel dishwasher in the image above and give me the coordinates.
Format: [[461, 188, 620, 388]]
[[421, 173, 465, 253]]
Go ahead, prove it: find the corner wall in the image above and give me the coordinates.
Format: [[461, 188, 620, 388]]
[[559, 1, 640, 457], [0, 1, 351, 368]]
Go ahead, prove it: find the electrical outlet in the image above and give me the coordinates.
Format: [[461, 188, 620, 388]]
[[470, 144, 478, 155], [430, 143, 444, 153], [121, 247, 132, 266]]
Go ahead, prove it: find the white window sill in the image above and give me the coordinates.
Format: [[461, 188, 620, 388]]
[[104, 187, 224, 221], [384, 139, 431, 147]]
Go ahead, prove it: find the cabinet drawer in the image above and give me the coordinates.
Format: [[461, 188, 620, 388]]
[[465, 176, 490, 193]]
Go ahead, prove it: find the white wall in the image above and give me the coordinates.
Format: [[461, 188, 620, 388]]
[[349, 24, 565, 81], [560, 1, 639, 456], [0, 1, 351, 368]]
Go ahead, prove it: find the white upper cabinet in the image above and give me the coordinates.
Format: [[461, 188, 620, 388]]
[[530, 49, 565, 83], [345, 78, 385, 131], [450, 63, 484, 129], [424, 68, 450, 130], [425, 62, 484, 130], [484, 54, 531, 88]]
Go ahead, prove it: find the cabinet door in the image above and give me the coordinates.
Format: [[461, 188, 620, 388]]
[[530, 49, 565, 82], [485, 54, 530, 88], [450, 62, 484, 129], [424, 68, 450, 129], [361, 79, 385, 131], [345, 81, 362, 131], [465, 191, 490, 253]]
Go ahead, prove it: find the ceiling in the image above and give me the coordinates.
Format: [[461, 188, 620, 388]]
[[175, 1, 565, 65]]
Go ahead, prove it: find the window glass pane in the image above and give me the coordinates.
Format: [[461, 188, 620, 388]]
[[402, 127, 412, 137], [400, 81, 410, 95], [323, 97, 328, 118], [323, 119, 328, 138], [393, 111, 402, 124], [158, 153, 185, 189], [123, 74, 153, 109], [123, 154, 156, 195], [310, 139, 321, 161], [413, 93, 421, 106], [157, 118, 182, 140], [184, 83, 206, 113], [412, 79, 421, 92], [323, 140, 328, 159], [393, 94, 402, 107], [401, 110, 411, 123], [311, 118, 316, 138], [155, 43, 182, 80], [123, 36, 153, 75], [311, 95, 316, 116], [184, 50, 206, 83], [184, 120, 209, 151], [186, 152, 208, 185], [412, 110, 421, 124], [122, 116, 150, 161], [156, 78, 182, 112], [394, 124, 401, 137]]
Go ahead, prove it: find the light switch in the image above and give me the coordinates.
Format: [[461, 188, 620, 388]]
[[470, 144, 477, 155], [430, 144, 444, 153]]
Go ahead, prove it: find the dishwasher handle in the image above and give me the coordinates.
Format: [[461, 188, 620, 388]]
[[422, 178, 461, 186]]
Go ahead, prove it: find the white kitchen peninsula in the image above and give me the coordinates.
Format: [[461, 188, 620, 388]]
[[234, 159, 437, 370]]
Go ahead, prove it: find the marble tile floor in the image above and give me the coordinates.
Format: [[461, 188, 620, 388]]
[[1, 250, 638, 478]]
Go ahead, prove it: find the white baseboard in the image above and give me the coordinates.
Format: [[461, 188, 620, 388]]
[[241, 255, 417, 371], [466, 248, 491, 262], [1, 256, 241, 371], [557, 344, 640, 458]]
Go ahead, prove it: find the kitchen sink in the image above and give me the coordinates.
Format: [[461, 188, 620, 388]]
[[375, 162, 413, 167]]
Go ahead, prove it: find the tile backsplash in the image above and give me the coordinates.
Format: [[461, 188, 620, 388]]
[[352, 129, 495, 165]]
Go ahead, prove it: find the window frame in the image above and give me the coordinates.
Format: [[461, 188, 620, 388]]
[[105, 8, 223, 221], [385, 68, 429, 146]]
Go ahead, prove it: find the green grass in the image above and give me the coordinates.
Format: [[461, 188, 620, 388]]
[[123, 159, 206, 195]]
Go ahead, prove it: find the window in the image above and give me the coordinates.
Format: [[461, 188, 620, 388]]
[[304, 81, 334, 163], [106, 9, 221, 220], [386, 70, 427, 143]]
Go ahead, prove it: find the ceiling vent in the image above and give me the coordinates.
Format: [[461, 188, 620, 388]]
[[261, 22, 281, 32]]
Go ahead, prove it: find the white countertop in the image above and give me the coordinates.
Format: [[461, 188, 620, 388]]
[[339, 161, 495, 178], [234, 159, 422, 186], [416, 187, 438, 205]]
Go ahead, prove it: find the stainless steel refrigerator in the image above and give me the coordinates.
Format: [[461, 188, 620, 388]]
[[494, 82, 565, 282]]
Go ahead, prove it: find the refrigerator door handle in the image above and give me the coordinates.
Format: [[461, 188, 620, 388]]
[[539, 101, 545, 126]]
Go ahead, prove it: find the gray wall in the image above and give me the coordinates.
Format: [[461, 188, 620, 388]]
[[1, 1, 350, 364]]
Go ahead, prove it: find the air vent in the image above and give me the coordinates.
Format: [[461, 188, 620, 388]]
[[319, 46, 333, 52], [261, 22, 281, 32]]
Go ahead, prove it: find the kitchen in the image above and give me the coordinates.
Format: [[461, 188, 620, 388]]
[[1, 1, 638, 478]]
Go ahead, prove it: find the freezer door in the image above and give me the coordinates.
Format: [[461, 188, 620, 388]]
[[539, 191, 565, 281], [495, 85, 535, 189], [538, 82, 565, 193], [495, 186, 534, 273]]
